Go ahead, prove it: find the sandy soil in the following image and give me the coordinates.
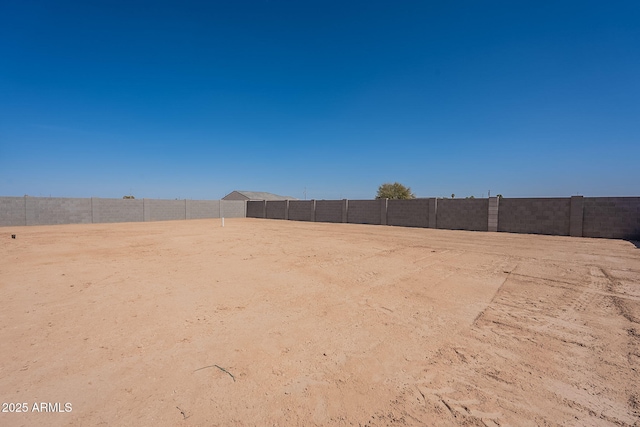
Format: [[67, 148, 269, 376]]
[[1, 218, 639, 426]]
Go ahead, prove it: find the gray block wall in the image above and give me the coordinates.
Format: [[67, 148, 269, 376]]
[[246, 200, 265, 218], [387, 199, 429, 228], [569, 196, 584, 237], [92, 198, 144, 223], [583, 197, 640, 240], [498, 198, 571, 236], [2, 195, 639, 240], [26, 197, 93, 225], [0, 197, 245, 226], [0, 197, 26, 226], [315, 200, 343, 223], [190, 200, 219, 219], [436, 198, 489, 231], [145, 199, 186, 222], [266, 200, 287, 220], [348, 200, 382, 225], [289, 200, 314, 221], [219, 200, 246, 218]]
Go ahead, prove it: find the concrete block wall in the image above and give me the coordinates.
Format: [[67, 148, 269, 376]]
[[246, 200, 265, 219], [583, 197, 640, 240], [92, 198, 144, 223], [289, 200, 314, 221], [348, 200, 382, 225], [315, 200, 343, 223], [569, 196, 584, 237], [436, 198, 489, 231], [387, 199, 429, 228], [219, 200, 246, 218], [0, 197, 26, 226], [26, 197, 93, 225], [245, 196, 640, 241], [145, 199, 186, 222], [498, 198, 571, 236], [266, 201, 287, 220], [0, 197, 245, 226], [189, 200, 219, 219], [3, 195, 639, 240]]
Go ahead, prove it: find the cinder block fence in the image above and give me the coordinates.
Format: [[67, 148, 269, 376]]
[[247, 197, 640, 240], [0, 197, 246, 226], [1, 195, 638, 240]]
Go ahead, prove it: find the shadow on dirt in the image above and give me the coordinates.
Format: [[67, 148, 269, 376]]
[[627, 240, 640, 249]]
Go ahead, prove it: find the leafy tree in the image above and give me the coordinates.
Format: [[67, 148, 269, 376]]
[[451, 193, 455, 199], [123, 195, 135, 199], [497, 194, 503, 199], [376, 182, 415, 200]]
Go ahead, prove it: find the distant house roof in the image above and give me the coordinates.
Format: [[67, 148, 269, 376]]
[[222, 191, 297, 201]]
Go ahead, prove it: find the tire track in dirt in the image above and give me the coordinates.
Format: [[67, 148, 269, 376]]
[[600, 267, 640, 325], [366, 260, 640, 426]]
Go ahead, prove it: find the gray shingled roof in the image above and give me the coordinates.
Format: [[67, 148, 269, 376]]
[[223, 191, 297, 201]]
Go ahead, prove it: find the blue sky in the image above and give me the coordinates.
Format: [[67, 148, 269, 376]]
[[1, 1, 638, 200]]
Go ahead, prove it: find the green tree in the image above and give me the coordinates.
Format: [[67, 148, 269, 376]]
[[451, 193, 455, 199], [376, 182, 415, 200]]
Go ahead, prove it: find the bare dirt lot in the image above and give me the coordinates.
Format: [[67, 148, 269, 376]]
[[1, 218, 639, 426]]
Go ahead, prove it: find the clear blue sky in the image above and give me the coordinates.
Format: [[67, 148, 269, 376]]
[[1, 1, 638, 200]]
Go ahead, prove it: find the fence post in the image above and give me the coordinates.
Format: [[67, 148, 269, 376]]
[[312, 200, 317, 222], [285, 200, 289, 220], [428, 198, 437, 228], [381, 198, 388, 225], [342, 199, 348, 223], [488, 197, 499, 232], [263, 200, 267, 219]]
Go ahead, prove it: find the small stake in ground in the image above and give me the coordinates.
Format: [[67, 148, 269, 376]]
[[176, 406, 190, 420]]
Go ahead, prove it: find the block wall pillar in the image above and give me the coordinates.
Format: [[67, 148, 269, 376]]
[[428, 198, 437, 228], [380, 198, 388, 225], [342, 199, 348, 223], [312, 200, 317, 222], [488, 197, 499, 232]]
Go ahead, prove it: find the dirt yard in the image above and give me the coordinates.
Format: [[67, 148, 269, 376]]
[[1, 218, 639, 426]]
